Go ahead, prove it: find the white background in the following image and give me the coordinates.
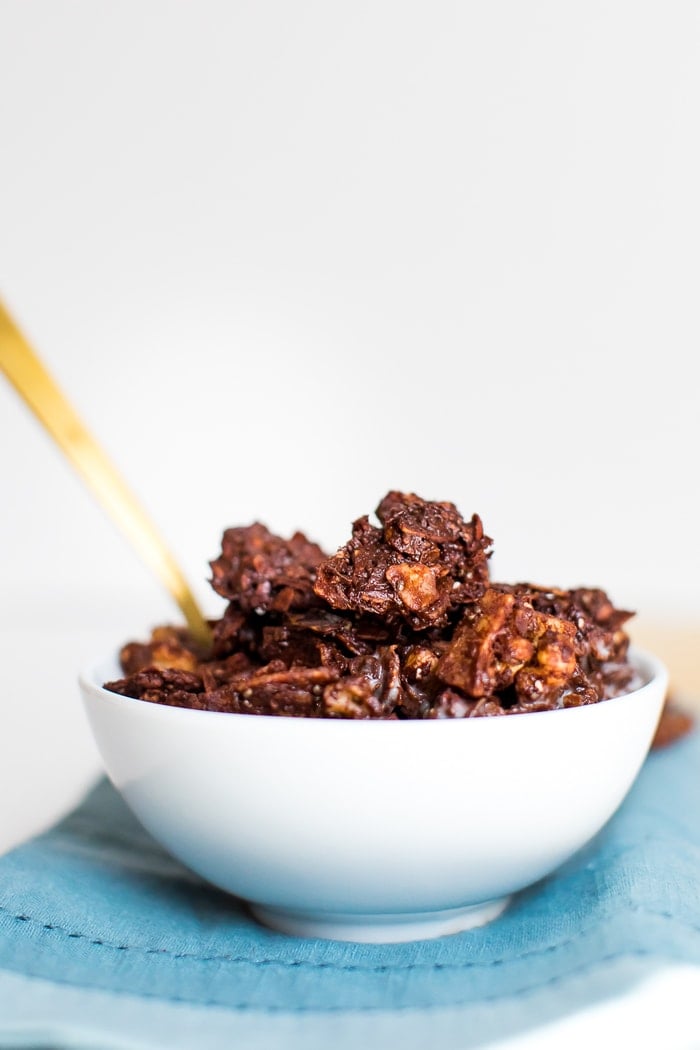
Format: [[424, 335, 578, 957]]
[[1, 3, 699, 847]]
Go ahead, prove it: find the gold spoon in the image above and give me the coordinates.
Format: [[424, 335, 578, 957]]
[[0, 297, 212, 650]]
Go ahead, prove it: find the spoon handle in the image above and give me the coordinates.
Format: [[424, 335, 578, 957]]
[[0, 298, 212, 649]]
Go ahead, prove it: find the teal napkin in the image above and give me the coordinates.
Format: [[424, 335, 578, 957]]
[[1, 732, 699, 1049]]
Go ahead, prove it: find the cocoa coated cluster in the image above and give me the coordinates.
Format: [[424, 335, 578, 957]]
[[105, 492, 643, 719]]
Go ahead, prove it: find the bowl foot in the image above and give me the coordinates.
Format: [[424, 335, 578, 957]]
[[249, 896, 511, 943]]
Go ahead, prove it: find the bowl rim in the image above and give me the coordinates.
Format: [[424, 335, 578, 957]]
[[79, 645, 669, 728]]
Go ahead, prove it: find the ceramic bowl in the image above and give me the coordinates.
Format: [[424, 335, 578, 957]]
[[79, 647, 667, 943]]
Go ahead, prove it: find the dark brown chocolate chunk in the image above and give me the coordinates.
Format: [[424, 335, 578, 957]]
[[119, 625, 206, 676], [210, 523, 327, 614], [314, 492, 492, 629], [323, 649, 401, 719], [208, 663, 338, 717], [105, 667, 207, 709], [494, 583, 641, 699]]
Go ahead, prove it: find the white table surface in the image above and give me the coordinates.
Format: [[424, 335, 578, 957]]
[[0, 586, 180, 854], [1, 589, 699, 1049]]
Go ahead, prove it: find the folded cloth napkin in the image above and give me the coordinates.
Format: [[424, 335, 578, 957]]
[[1, 731, 699, 1050]]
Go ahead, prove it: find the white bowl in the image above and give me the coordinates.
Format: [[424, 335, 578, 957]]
[[79, 647, 667, 943]]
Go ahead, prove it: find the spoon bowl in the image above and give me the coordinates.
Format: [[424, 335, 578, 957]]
[[79, 646, 667, 943]]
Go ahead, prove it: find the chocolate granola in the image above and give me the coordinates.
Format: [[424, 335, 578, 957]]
[[105, 491, 676, 728]]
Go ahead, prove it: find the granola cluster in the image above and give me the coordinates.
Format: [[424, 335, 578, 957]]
[[106, 491, 645, 719]]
